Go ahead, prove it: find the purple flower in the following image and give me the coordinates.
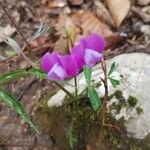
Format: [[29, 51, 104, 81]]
[[47, 63, 67, 80], [41, 33, 106, 80], [41, 52, 59, 72], [71, 33, 106, 67], [58, 55, 79, 77]]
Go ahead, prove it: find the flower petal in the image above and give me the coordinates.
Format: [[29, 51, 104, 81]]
[[81, 33, 106, 52], [41, 52, 59, 72], [47, 63, 67, 80], [84, 48, 103, 67], [59, 55, 79, 77], [71, 43, 85, 69]]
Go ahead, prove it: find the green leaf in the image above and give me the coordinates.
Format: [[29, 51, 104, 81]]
[[83, 66, 92, 85], [27, 68, 47, 79], [108, 62, 118, 76], [88, 86, 101, 111], [67, 127, 77, 149], [109, 77, 120, 87], [0, 70, 27, 85], [0, 88, 39, 133], [0, 68, 47, 85]]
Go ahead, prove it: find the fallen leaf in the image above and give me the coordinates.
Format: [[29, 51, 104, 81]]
[[72, 11, 114, 38], [107, 0, 131, 27], [54, 11, 122, 54]]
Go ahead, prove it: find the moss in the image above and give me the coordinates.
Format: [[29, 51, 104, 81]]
[[128, 96, 137, 107], [114, 90, 123, 99], [35, 90, 145, 150], [136, 107, 143, 115], [109, 90, 127, 114], [108, 94, 114, 101]]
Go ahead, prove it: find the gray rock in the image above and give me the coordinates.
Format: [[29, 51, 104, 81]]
[[48, 53, 150, 139]]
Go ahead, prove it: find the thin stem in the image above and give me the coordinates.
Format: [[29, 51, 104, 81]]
[[66, 31, 78, 97], [74, 77, 78, 96], [99, 59, 108, 141], [52, 81, 74, 98]]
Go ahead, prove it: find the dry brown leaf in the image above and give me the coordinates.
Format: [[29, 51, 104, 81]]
[[107, 0, 131, 27], [72, 11, 114, 38], [54, 11, 122, 54]]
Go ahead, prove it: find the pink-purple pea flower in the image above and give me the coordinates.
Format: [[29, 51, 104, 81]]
[[41, 33, 106, 80]]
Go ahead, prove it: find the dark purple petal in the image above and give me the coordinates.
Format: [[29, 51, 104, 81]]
[[81, 33, 106, 52], [84, 48, 103, 67], [41, 52, 59, 72], [47, 63, 67, 80], [59, 55, 79, 77], [71, 43, 85, 69]]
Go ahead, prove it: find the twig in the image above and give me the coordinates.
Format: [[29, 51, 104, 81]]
[[104, 123, 123, 134], [74, 77, 78, 96], [0, 3, 35, 60], [0, 3, 29, 46]]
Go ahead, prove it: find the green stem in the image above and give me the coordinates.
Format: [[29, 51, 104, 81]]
[[74, 77, 78, 96], [53, 81, 74, 98]]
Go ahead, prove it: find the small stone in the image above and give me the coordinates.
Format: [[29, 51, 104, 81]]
[[68, 0, 84, 6]]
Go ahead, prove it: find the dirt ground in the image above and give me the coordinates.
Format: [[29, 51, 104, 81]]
[[0, 0, 150, 149]]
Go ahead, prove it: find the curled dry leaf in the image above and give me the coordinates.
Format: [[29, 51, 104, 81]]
[[107, 0, 131, 27]]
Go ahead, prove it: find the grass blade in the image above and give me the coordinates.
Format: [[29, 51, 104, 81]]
[[0, 69, 46, 85], [0, 70, 27, 85], [0, 88, 39, 133]]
